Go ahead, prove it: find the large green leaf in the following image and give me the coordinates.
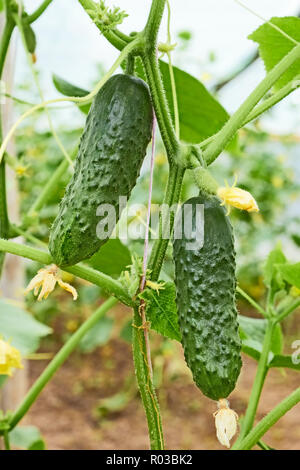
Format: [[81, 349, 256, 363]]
[[276, 262, 300, 289], [0, 299, 52, 355], [159, 60, 230, 143], [52, 73, 90, 114], [139, 282, 181, 341], [0, 0, 4, 11], [249, 17, 300, 91], [10, 426, 46, 450], [87, 238, 131, 278], [79, 316, 113, 353]]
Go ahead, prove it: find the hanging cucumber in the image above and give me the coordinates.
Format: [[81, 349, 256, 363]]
[[173, 192, 242, 400], [49, 74, 153, 267]]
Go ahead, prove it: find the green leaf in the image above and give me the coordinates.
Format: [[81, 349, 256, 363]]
[[79, 316, 113, 353], [0, 0, 4, 11], [263, 243, 286, 288], [159, 61, 231, 143], [276, 262, 300, 289], [249, 17, 300, 90], [238, 315, 283, 356], [139, 282, 181, 341], [10, 426, 46, 450], [87, 238, 131, 278], [52, 73, 90, 114], [0, 300, 52, 355]]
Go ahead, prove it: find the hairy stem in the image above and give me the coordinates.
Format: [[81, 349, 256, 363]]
[[132, 306, 164, 449], [203, 43, 300, 164], [148, 164, 184, 281], [8, 297, 118, 430], [0, 238, 133, 306], [0, 16, 15, 272], [141, 51, 179, 163], [234, 387, 300, 450]]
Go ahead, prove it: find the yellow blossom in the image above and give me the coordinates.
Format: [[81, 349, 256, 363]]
[[25, 264, 78, 301], [0, 338, 23, 376], [217, 177, 259, 214], [214, 399, 238, 448]]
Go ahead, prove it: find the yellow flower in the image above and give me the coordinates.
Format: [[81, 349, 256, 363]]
[[214, 399, 238, 448], [0, 338, 23, 376], [217, 177, 259, 214], [25, 264, 78, 301]]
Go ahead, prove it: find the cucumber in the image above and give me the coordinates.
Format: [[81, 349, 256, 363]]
[[173, 192, 242, 400], [49, 74, 153, 267]]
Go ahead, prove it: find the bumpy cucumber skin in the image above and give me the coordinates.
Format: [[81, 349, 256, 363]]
[[49, 74, 153, 267], [173, 193, 242, 400]]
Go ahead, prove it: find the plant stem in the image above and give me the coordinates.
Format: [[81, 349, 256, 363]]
[[236, 285, 267, 318], [3, 431, 10, 450], [143, 0, 166, 43], [142, 51, 179, 163], [234, 387, 300, 450], [26, 0, 54, 23], [203, 43, 300, 165], [275, 299, 300, 324], [257, 439, 271, 450], [0, 238, 133, 306], [243, 76, 300, 124], [132, 306, 164, 449], [8, 297, 118, 430], [148, 164, 184, 281], [0, 16, 15, 272], [200, 76, 300, 150], [233, 320, 275, 447]]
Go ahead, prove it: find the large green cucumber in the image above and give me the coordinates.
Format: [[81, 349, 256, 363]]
[[173, 193, 242, 400], [49, 74, 153, 267]]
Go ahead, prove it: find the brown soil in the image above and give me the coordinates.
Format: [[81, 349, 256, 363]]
[[23, 331, 299, 450]]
